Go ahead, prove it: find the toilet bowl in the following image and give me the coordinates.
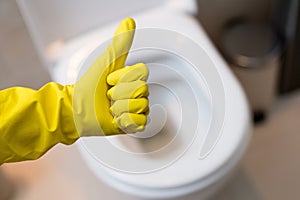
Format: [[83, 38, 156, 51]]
[[18, 0, 251, 199]]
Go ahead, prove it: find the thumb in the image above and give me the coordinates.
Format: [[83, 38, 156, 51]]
[[106, 18, 136, 72]]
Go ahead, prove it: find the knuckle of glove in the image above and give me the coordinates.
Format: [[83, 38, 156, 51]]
[[107, 80, 148, 100], [120, 63, 149, 83], [110, 98, 149, 117], [107, 63, 149, 86], [113, 113, 147, 133], [107, 62, 150, 133]]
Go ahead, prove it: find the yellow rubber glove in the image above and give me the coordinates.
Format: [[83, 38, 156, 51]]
[[107, 63, 149, 133], [72, 18, 149, 136], [0, 83, 77, 164], [0, 18, 149, 165]]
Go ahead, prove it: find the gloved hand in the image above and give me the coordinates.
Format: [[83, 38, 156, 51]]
[[107, 63, 149, 133], [0, 18, 149, 164], [72, 18, 149, 136]]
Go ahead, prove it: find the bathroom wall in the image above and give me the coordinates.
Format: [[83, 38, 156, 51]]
[[196, 0, 274, 45]]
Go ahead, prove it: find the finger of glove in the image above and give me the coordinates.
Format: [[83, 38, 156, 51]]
[[106, 18, 136, 72], [107, 63, 149, 86], [107, 80, 149, 100], [81, 18, 136, 81], [113, 113, 147, 133], [110, 98, 149, 117]]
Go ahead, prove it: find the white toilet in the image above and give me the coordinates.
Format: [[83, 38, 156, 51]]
[[18, 0, 252, 199]]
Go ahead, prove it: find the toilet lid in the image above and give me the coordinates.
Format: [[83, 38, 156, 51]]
[[78, 28, 226, 189]]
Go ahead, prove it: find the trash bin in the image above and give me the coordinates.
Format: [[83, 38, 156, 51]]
[[221, 22, 281, 121]]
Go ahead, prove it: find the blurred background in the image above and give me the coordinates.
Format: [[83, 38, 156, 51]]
[[0, 0, 300, 199]]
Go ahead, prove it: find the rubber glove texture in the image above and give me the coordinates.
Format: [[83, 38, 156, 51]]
[[0, 83, 77, 164], [72, 18, 149, 136], [0, 18, 149, 164], [107, 63, 149, 133]]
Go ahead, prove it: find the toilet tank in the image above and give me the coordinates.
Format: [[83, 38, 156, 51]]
[[17, 0, 197, 68], [17, 0, 166, 67]]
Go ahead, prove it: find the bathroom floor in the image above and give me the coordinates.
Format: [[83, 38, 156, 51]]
[[0, 0, 300, 199]]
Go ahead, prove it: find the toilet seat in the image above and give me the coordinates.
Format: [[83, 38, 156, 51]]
[[50, 7, 251, 199]]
